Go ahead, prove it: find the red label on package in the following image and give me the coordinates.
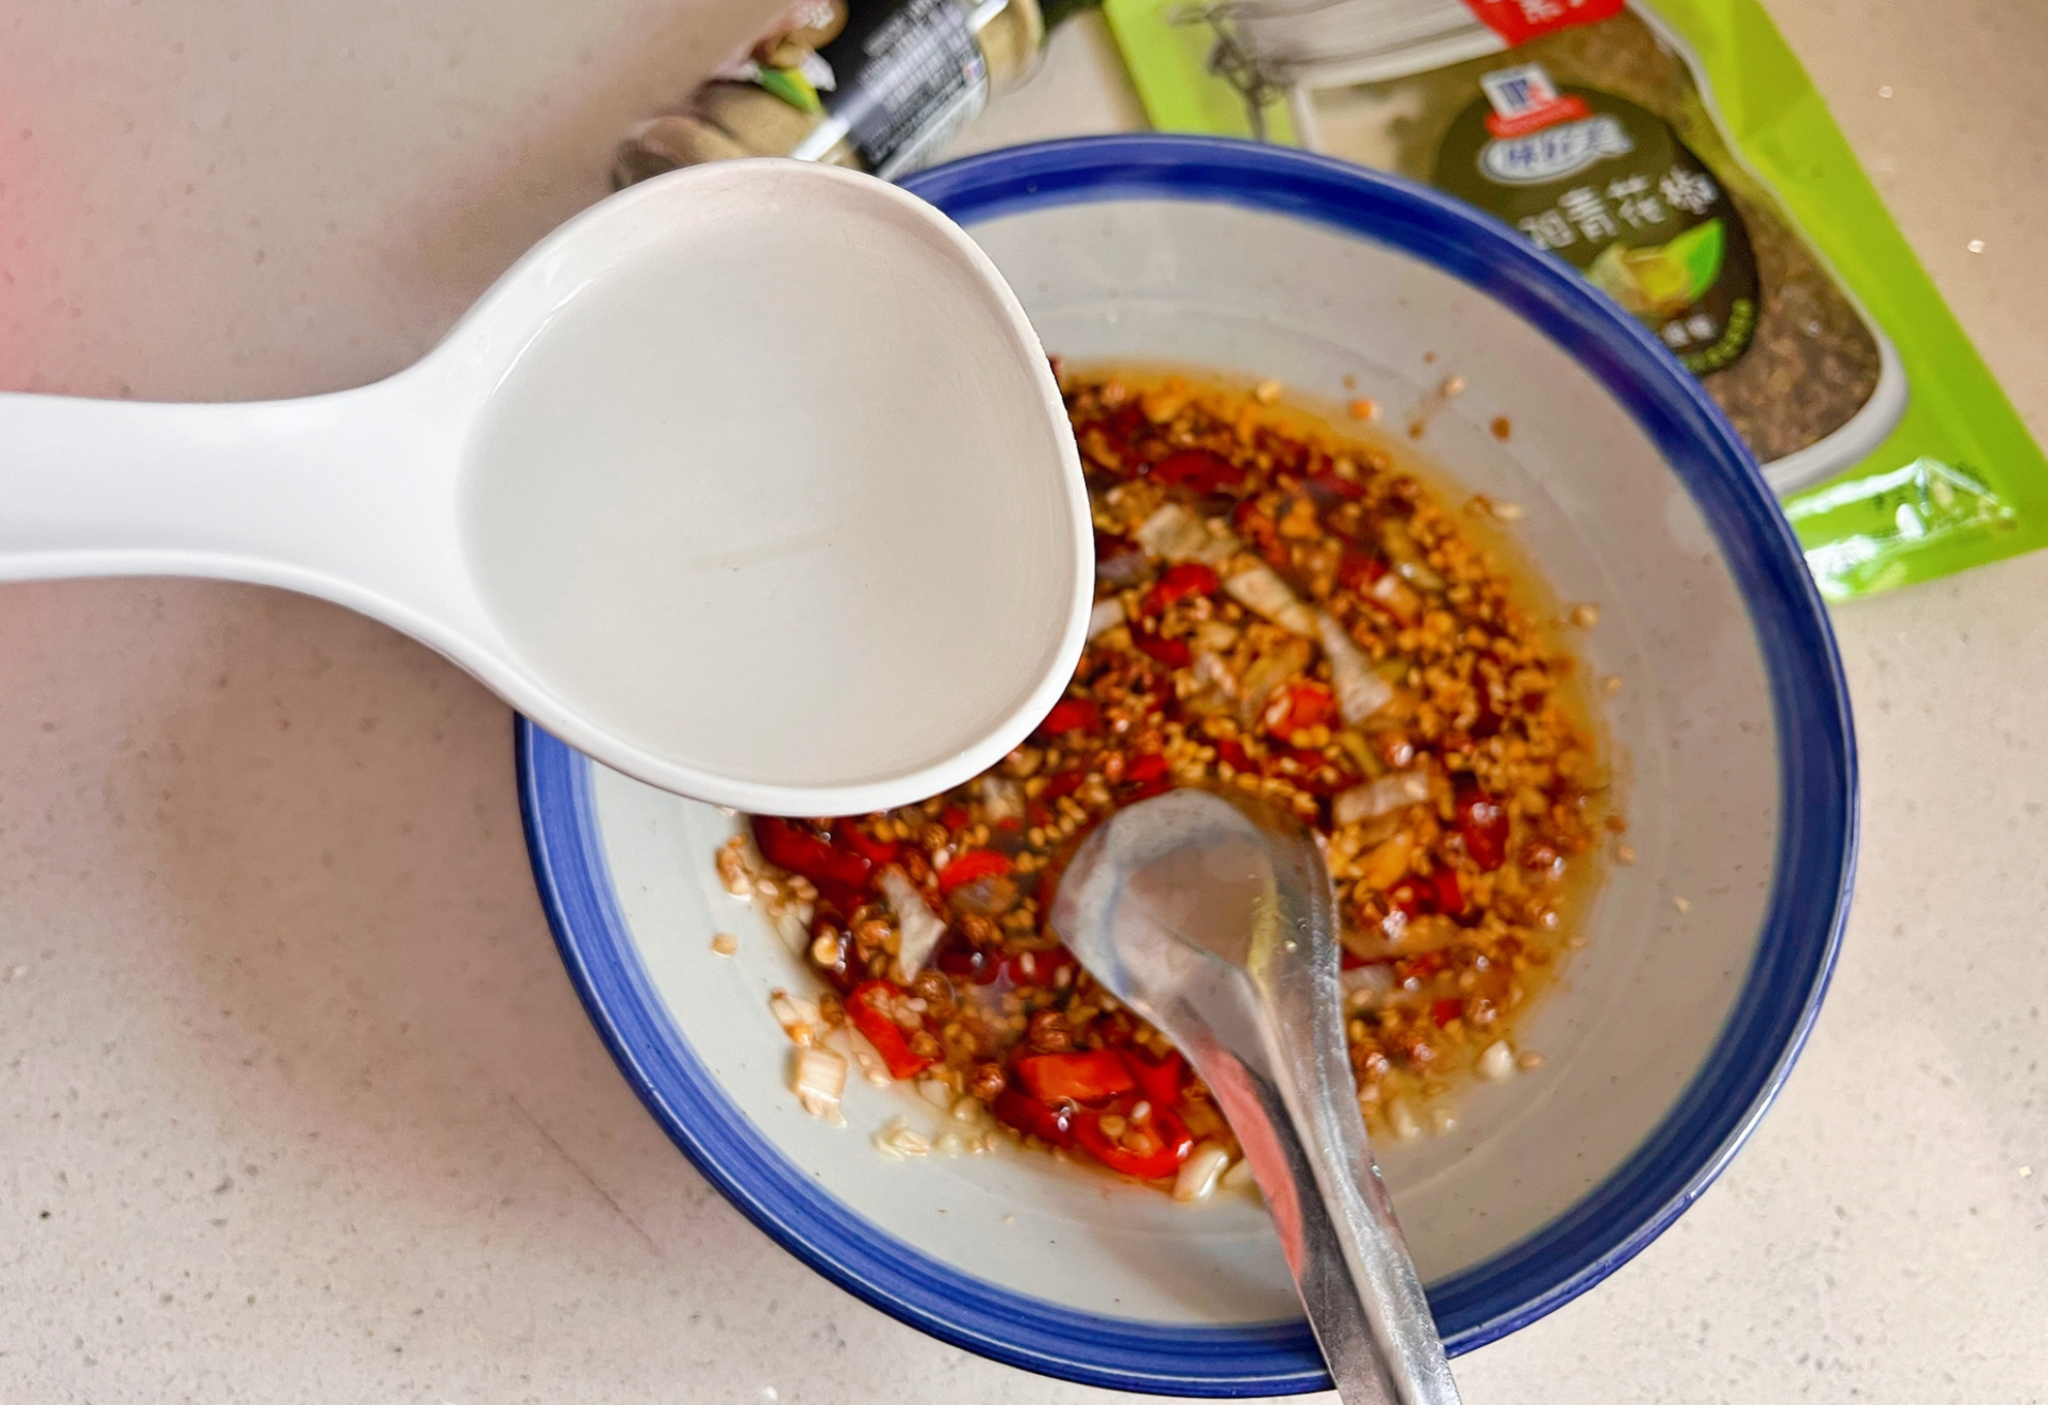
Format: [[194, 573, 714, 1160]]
[[1483, 90, 1590, 138], [1476, 64, 1595, 136], [1462, 0, 1626, 47]]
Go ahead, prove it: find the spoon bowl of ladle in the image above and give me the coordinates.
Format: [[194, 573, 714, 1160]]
[[0, 159, 1092, 815]]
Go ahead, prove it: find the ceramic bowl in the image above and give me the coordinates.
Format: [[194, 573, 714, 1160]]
[[517, 136, 1855, 1395]]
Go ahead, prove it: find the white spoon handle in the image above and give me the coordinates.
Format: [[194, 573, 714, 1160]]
[[0, 382, 461, 622]]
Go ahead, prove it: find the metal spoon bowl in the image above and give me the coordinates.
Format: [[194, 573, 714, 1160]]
[[1050, 786, 1460, 1405]]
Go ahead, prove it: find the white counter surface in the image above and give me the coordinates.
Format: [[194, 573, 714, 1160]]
[[3, 2, 2045, 1400]]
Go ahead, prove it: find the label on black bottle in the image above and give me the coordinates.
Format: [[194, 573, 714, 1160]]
[[806, 0, 989, 178]]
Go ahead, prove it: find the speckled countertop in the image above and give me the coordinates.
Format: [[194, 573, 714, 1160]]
[[2, 2, 2044, 1401]]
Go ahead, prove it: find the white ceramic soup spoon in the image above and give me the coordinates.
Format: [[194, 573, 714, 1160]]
[[0, 160, 1090, 817]]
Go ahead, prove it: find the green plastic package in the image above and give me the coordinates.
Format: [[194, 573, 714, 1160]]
[[1102, 0, 2047, 598]]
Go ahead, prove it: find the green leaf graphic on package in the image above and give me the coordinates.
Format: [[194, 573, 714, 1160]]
[[1587, 218, 1722, 318]]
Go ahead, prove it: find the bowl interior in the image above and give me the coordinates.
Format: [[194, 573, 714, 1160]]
[[521, 138, 1851, 1395]]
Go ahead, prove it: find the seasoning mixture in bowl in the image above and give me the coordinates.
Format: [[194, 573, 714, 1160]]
[[718, 367, 1614, 1198]]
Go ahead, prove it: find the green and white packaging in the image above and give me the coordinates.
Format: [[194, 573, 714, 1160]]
[[1104, 0, 2046, 598]]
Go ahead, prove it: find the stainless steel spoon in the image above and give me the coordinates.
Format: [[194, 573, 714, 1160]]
[[1049, 786, 1460, 1405]]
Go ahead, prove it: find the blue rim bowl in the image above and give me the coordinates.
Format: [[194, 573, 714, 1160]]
[[516, 135, 1856, 1395]]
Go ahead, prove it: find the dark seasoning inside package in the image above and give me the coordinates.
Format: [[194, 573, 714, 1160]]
[[1185, 0, 1895, 485]]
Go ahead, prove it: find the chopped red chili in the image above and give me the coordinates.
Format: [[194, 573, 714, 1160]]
[[993, 1087, 1077, 1147], [751, 817, 871, 895], [1074, 1101, 1195, 1180], [1124, 1049, 1185, 1109], [1132, 631, 1192, 668], [1148, 448, 1245, 495], [1454, 784, 1511, 871], [1014, 1050, 1136, 1104], [1261, 680, 1337, 737], [1039, 697, 1101, 736], [937, 849, 1012, 894], [1143, 562, 1221, 615], [838, 824, 900, 866], [846, 982, 931, 1080]]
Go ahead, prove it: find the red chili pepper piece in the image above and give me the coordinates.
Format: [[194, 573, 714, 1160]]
[[1387, 877, 1436, 920], [1142, 562, 1221, 615], [1039, 697, 1101, 736], [937, 849, 1012, 894], [1431, 868, 1466, 918], [1074, 1102, 1195, 1180], [1453, 783, 1511, 871], [837, 824, 900, 866], [1214, 737, 1252, 771], [1148, 449, 1245, 495], [1337, 546, 1389, 594], [1122, 1049, 1185, 1110], [992, 1088, 1077, 1148], [751, 816, 872, 893], [1432, 998, 1465, 1028], [1123, 753, 1170, 785], [846, 981, 931, 1080], [1014, 1050, 1137, 1105], [1262, 680, 1337, 737], [1133, 631, 1192, 668], [1038, 768, 1086, 802], [1305, 469, 1367, 502], [939, 805, 973, 832], [1232, 499, 1278, 540]]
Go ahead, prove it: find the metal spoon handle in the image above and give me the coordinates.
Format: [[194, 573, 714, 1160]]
[[1198, 1035, 1460, 1405], [1047, 788, 1459, 1404]]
